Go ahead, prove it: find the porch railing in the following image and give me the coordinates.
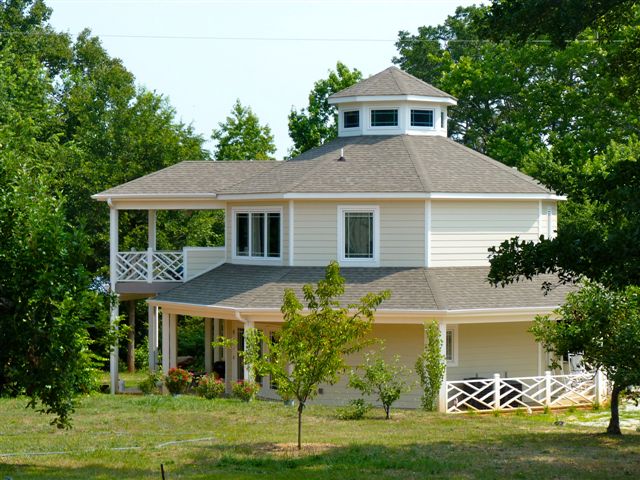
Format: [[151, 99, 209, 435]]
[[446, 371, 606, 413], [116, 250, 184, 282]]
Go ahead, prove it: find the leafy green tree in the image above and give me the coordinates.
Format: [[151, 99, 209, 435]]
[[212, 99, 275, 161], [288, 62, 362, 156], [531, 282, 640, 434], [349, 351, 410, 419], [248, 261, 389, 449], [415, 321, 446, 411]]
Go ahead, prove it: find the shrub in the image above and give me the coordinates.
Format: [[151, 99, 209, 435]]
[[337, 399, 371, 420], [232, 380, 260, 401], [164, 368, 193, 395], [415, 321, 445, 411], [196, 374, 226, 399], [139, 370, 162, 395]]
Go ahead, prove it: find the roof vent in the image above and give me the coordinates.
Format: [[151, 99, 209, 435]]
[[337, 148, 345, 162]]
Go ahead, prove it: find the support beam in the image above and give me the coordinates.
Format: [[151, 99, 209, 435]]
[[109, 206, 119, 395], [148, 305, 158, 371], [437, 320, 447, 412], [204, 317, 213, 374]]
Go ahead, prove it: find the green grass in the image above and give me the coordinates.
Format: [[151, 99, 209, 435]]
[[1, 395, 639, 479]]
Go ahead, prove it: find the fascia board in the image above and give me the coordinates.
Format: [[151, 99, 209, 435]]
[[329, 95, 457, 106]]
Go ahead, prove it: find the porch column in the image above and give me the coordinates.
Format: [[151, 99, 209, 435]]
[[243, 320, 255, 382], [148, 305, 159, 371], [109, 206, 119, 395], [161, 312, 178, 375], [437, 320, 448, 412], [213, 318, 221, 362], [204, 317, 213, 374], [148, 210, 156, 249]]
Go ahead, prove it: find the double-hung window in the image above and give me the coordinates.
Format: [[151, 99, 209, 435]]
[[234, 208, 281, 259], [338, 206, 379, 264]]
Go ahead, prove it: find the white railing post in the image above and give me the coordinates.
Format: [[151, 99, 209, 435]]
[[493, 373, 501, 410], [147, 248, 153, 283], [545, 370, 552, 407], [595, 369, 604, 406]]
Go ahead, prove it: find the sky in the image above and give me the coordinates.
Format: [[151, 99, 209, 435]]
[[47, 0, 480, 158]]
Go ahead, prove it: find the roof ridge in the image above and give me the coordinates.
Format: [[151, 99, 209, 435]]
[[389, 67, 404, 93], [439, 137, 550, 193], [401, 135, 433, 193], [423, 268, 448, 310]]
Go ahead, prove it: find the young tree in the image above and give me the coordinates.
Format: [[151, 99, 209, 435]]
[[531, 282, 640, 435], [212, 99, 276, 161], [415, 321, 446, 411], [250, 261, 389, 449], [288, 62, 362, 156], [349, 351, 411, 419]]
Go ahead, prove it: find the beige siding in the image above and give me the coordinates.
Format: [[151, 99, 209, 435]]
[[431, 201, 539, 266], [448, 322, 538, 381], [184, 247, 226, 280], [292, 201, 338, 266], [380, 201, 424, 267]]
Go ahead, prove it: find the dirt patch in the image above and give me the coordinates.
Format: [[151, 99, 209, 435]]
[[258, 442, 335, 457]]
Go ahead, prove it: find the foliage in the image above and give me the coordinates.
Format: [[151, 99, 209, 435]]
[[249, 261, 389, 448], [231, 380, 260, 402], [163, 368, 192, 395], [336, 399, 371, 420], [531, 282, 640, 434], [138, 370, 162, 395], [211, 99, 276, 160], [287, 62, 362, 156], [196, 374, 226, 399], [349, 351, 410, 420], [415, 321, 446, 411]]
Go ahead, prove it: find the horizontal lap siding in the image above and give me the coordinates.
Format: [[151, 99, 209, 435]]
[[380, 202, 424, 267], [431, 201, 539, 267], [293, 201, 338, 266], [448, 322, 538, 381], [184, 248, 226, 280]]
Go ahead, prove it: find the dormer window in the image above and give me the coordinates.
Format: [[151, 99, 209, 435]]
[[370, 109, 398, 127], [411, 109, 434, 128], [343, 110, 359, 129]]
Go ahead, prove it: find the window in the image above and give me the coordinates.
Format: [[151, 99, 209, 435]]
[[445, 326, 458, 366], [370, 109, 398, 127], [446, 331, 453, 361], [343, 110, 359, 128], [338, 206, 379, 263], [234, 209, 281, 259], [411, 109, 434, 127]]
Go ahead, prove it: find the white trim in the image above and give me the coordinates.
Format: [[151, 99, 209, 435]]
[[288, 200, 294, 266], [425, 200, 431, 267], [547, 207, 553, 239], [538, 200, 543, 237], [438, 321, 448, 412], [337, 205, 380, 266], [92, 193, 217, 200], [329, 94, 457, 105], [218, 192, 567, 201], [231, 206, 284, 262], [446, 324, 459, 367]]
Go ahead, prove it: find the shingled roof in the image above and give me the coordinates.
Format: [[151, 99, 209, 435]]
[[95, 135, 550, 198], [153, 263, 571, 311], [329, 66, 456, 100]]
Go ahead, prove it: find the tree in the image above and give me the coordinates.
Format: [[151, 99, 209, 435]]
[[288, 62, 362, 156], [415, 321, 446, 411], [249, 262, 389, 449], [349, 351, 410, 419], [531, 282, 640, 434], [211, 99, 275, 160]]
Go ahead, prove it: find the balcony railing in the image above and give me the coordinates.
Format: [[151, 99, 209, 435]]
[[446, 371, 606, 413]]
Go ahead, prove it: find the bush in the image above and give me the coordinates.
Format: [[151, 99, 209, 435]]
[[232, 380, 260, 401], [337, 399, 371, 420], [164, 368, 192, 395], [139, 370, 162, 395], [196, 374, 226, 399]]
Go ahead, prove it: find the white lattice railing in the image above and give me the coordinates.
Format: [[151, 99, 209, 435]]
[[446, 371, 607, 413], [116, 250, 184, 282]]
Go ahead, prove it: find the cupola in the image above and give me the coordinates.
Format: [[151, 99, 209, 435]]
[[328, 66, 457, 138]]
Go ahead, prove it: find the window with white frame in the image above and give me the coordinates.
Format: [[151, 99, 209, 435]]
[[343, 110, 360, 129], [338, 206, 379, 263], [370, 109, 398, 127], [411, 109, 434, 127], [234, 209, 281, 259], [446, 326, 458, 366]]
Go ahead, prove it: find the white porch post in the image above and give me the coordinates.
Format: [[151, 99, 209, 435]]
[[170, 314, 177, 369], [437, 320, 448, 412], [243, 320, 255, 382], [204, 317, 213, 374], [109, 206, 119, 394], [161, 312, 178, 375], [213, 318, 221, 362], [148, 305, 159, 372], [148, 210, 157, 249]]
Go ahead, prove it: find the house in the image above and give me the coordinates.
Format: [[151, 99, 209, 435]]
[[93, 67, 605, 412]]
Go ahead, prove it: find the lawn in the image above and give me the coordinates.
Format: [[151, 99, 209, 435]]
[[1, 394, 639, 479]]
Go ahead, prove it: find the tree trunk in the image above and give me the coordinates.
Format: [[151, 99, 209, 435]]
[[127, 300, 136, 373], [385, 405, 390, 419], [297, 402, 304, 450], [607, 383, 622, 435]]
